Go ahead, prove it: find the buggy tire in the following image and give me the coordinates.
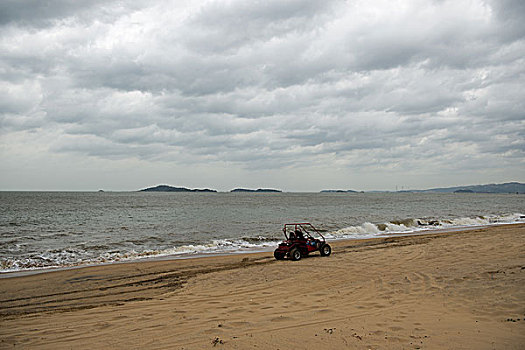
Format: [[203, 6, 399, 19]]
[[274, 250, 285, 260], [289, 248, 301, 261], [320, 244, 331, 257]]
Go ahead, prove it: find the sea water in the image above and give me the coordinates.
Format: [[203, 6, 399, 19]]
[[1, 191, 523, 272]]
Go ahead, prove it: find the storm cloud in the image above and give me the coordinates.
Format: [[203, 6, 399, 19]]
[[0, 0, 524, 191]]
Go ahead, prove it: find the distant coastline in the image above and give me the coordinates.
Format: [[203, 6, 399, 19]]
[[324, 182, 524, 194], [139, 185, 217, 193], [134, 182, 524, 194], [230, 188, 282, 193], [320, 189, 358, 193], [398, 182, 524, 194], [138, 185, 283, 193]]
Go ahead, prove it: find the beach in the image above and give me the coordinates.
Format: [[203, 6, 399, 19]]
[[1, 224, 524, 349]]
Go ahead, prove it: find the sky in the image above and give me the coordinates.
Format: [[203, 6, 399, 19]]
[[0, 0, 524, 192]]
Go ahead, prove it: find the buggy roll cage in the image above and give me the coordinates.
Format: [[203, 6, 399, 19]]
[[282, 223, 325, 241]]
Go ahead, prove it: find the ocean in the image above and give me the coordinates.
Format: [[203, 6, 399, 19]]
[[1, 191, 523, 273]]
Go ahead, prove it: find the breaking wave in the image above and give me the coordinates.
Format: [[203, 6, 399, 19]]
[[1, 213, 523, 273], [326, 213, 525, 240], [0, 238, 281, 273]]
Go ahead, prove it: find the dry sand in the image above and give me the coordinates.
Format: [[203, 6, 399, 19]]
[[1, 224, 524, 349]]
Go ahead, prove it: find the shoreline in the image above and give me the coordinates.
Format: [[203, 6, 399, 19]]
[[0, 222, 513, 279], [1, 223, 524, 349]]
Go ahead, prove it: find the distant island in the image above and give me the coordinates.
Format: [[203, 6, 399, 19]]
[[139, 185, 217, 193], [230, 188, 282, 193], [320, 190, 358, 193], [401, 182, 524, 194]]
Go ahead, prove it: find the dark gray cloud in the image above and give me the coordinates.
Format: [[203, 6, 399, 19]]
[[1, 0, 524, 190], [0, 0, 97, 26], [0, 0, 144, 28]]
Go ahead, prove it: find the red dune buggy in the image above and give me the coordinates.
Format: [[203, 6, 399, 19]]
[[273, 223, 331, 261]]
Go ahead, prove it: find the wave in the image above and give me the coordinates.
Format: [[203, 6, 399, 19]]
[[0, 238, 282, 272], [327, 213, 525, 240], [1, 213, 523, 273]]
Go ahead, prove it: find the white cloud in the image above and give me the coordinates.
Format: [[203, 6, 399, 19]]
[[0, 0, 524, 190]]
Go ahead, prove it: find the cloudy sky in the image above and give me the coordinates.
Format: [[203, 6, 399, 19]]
[[1, 0, 524, 191]]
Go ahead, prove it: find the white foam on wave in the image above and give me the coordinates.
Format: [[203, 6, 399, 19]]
[[0, 238, 282, 273], [326, 222, 420, 240], [327, 213, 525, 241], [447, 213, 523, 226], [1, 213, 523, 273]]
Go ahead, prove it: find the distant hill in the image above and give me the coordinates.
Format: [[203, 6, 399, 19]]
[[139, 185, 217, 193], [453, 189, 474, 193], [320, 190, 358, 193], [411, 182, 525, 194], [230, 188, 282, 193]]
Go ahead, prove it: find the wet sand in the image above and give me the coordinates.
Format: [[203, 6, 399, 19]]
[[1, 224, 524, 349]]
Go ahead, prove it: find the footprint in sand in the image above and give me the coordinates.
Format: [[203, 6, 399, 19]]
[[270, 316, 294, 322], [95, 322, 111, 330], [229, 308, 245, 314], [315, 308, 333, 314], [386, 336, 403, 342], [230, 321, 252, 327]]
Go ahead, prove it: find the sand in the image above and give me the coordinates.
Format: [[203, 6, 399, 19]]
[[1, 224, 524, 349]]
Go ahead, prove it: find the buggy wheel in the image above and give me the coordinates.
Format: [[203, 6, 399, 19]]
[[274, 250, 285, 260], [320, 244, 331, 257], [289, 248, 301, 261]]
